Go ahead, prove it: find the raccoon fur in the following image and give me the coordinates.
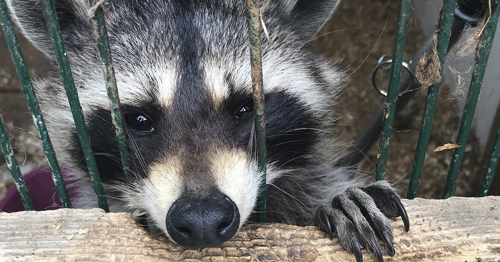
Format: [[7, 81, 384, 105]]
[[6, 0, 409, 260]]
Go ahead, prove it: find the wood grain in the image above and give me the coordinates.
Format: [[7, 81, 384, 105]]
[[1, 197, 499, 261]]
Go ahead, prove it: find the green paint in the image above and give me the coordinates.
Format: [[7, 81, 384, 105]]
[[407, 0, 457, 199], [477, 125, 500, 197], [88, 0, 130, 179], [443, 4, 500, 198], [40, 0, 109, 211], [375, 0, 411, 181], [0, 0, 71, 208]]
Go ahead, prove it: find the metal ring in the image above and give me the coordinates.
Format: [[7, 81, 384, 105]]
[[372, 54, 415, 97]]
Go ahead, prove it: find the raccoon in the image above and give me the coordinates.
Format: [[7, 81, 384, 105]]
[[6, 0, 409, 260]]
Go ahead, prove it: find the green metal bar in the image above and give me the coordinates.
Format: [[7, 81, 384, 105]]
[[0, 0, 72, 208], [477, 124, 500, 196], [87, 0, 130, 179], [40, 0, 109, 211], [407, 0, 457, 199], [375, 0, 411, 181], [443, 4, 500, 198], [0, 111, 34, 210], [246, 0, 266, 223]]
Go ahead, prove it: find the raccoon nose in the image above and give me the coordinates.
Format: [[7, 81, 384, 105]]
[[165, 191, 240, 248]]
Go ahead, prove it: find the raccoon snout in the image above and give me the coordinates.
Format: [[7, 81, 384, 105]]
[[165, 191, 240, 248]]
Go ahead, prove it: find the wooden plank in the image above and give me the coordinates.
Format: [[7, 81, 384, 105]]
[[0, 197, 499, 261]]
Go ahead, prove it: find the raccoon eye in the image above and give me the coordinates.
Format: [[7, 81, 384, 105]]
[[235, 101, 254, 119], [124, 113, 154, 132]]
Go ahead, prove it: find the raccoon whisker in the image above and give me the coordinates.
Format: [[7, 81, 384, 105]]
[[265, 131, 314, 138], [327, 136, 376, 168], [346, 17, 388, 80], [268, 130, 326, 138], [94, 193, 125, 202], [91, 152, 147, 179], [335, 51, 350, 66], [116, 174, 146, 189], [343, 144, 375, 168], [305, 26, 366, 45], [264, 129, 334, 139], [130, 141, 147, 172], [89, 111, 107, 121], [314, 108, 340, 114], [274, 155, 307, 169], [124, 169, 148, 180], [286, 127, 334, 134], [264, 133, 303, 139], [93, 152, 120, 160], [332, 123, 361, 128], [127, 131, 149, 175], [103, 184, 145, 205], [268, 183, 311, 211], [132, 210, 148, 216], [95, 154, 137, 174], [267, 140, 308, 148]]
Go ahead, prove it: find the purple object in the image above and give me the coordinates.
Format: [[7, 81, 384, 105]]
[[0, 166, 75, 212]]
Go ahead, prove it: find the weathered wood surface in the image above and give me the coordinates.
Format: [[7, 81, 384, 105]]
[[0, 197, 499, 261]]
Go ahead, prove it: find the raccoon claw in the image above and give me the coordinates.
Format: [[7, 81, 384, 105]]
[[372, 243, 384, 262], [392, 195, 409, 232], [360, 182, 410, 232], [382, 232, 395, 256], [318, 207, 335, 239], [352, 241, 363, 262], [314, 181, 407, 261]]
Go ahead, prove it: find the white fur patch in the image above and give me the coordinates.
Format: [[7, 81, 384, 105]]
[[210, 149, 260, 228], [204, 61, 230, 105], [154, 68, 177, 108], [72, 66, 177, 112], [138, 156, 184, 235]]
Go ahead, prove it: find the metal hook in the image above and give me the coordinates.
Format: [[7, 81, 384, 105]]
[[372, 54, 415, 97]]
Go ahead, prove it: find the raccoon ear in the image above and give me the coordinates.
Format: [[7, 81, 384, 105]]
[[277, 0, 341, 40], [5, 0, 92, 59]]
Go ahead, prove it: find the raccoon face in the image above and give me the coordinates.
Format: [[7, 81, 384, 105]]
[[7, 0, 342, 248]]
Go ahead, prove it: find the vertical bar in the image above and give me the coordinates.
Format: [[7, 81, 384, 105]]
[[246, 0, 266, 223], [39, 0, 109, 211], [87, 0, 130, 178], [477, 124, 500, 196], [0, 111, 34, 210], [0, 0, 72, 208], [443, 4, 500, 198], [375, 0, 412, 181], [407, 0, 457, 199]]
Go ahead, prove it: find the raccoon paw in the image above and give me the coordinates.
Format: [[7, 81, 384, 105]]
[[314, 181, 409, 262]]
